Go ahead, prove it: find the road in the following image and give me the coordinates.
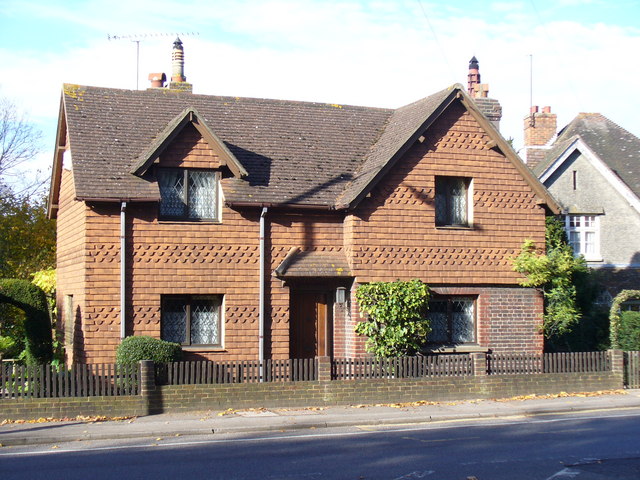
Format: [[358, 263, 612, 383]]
[[2, 410, 640, 479]]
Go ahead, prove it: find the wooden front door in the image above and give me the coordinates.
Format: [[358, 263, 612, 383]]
[[290, 291, 330, 359]]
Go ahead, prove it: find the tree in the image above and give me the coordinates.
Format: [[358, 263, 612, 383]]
[[0, 191, 55, 279], [354, 279, 431, 357], [0, 95, 43, 196], [512, 216, 588, 338]]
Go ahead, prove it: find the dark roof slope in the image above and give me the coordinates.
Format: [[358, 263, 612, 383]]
[[536, 113, 640, 198], [61, 84, 392, 206]]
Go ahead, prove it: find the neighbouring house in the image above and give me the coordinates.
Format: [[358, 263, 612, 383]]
[[523, 107, 640, 303], [47, 41, 558, 364]]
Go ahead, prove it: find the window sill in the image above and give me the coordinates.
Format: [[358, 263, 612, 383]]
[[158, 219, 222, 225], [181, 346, 226, 352], [435, 225, 474, 231], [423, 344, 488, 354]]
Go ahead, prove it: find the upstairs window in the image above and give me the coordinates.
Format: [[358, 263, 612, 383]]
[[435, 176, 471, 227], [161, 295, 223, 347], [157, 168, 220, 221], [427, 296, 475, 344], [566, 215, 600, 261]]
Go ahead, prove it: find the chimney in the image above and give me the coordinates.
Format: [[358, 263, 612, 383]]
[[169, 37, 193, 93], [468, 56, 480, 97], [466, 57, 502, 130], [148, 72, 166, 88], [523, 106, 557, 168]]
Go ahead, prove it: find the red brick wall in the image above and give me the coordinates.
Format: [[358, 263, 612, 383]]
[[347, 101, 546, 354], [56, 169, 87, 364]]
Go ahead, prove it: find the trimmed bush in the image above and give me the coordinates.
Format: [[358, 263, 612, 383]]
[[116, 335, 183, 364], [617, 311, 640, 351], [0, 279, 53, 364]]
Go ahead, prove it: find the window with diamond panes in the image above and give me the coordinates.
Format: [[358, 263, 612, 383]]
[[435, 176, 471, 227], [427, 297, 475, 344], [161, 295, 222, 346], [157, 168, 219, 221]]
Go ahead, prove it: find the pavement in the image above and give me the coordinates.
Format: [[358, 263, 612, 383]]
[[2, 389, 640, 447]]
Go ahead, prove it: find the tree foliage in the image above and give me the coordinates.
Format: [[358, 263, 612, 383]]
[[0, 279, 53, 364], [0, 192, 55, 279], [354, 279, 431, 357], [512, 216, 587, 338]]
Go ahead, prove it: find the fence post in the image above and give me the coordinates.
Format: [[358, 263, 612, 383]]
[[471, 352, 487, 376], [608, 349, 625, 387], [317, 356, 331, 382], [139, 360, 156, 414]]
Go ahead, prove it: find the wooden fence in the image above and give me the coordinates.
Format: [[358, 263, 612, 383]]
[[625, 351, 640, 388], [157, 358, 318, 385], [332, 355, 473, 380], [487, 351, 611, 375], [0, 362, 140, 398]]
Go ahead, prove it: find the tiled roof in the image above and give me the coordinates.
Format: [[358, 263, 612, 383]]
[[61, 84, 392, 206], [536, 113, 640, 198], [274, 250, 351, 277]]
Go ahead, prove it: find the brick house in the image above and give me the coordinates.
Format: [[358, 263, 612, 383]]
[[523, 108, 640, 301], [48, 49, 558, 364]]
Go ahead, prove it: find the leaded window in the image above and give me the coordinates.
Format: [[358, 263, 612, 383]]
[[427, 297, 475, 344], [161, 295, 222, 346], [435, 176, 471, 227], [157, 168, 219, 221]]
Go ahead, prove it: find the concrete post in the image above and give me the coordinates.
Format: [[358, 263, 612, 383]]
[[317, 356, 331, 382], [608, 349, 625, 387], [471, 352, 487, 376]]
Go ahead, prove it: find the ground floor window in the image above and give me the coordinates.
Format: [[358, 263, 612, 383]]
[[427, 296, 475, 344], [161, 295, 223, 346]]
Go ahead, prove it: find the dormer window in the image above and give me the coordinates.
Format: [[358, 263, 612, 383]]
[[157, 168, 220, 221]]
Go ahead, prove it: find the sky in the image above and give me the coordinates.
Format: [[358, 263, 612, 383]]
[[1, 0, 639, 193]]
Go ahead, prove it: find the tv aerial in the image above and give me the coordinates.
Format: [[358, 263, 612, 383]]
[[108, 32, 200, 89]]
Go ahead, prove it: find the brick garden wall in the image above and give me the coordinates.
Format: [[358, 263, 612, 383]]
[[0, 371, 621, 422]]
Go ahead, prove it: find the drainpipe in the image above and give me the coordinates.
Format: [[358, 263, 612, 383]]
[[120, 202, 127, 339], [259, 207, 268, 375]]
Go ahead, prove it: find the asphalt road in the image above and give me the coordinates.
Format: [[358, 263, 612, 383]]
[[2, 410, 640, 480]]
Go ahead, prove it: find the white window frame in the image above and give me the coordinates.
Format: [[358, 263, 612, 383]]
[[426, 296, 476, 345], [435, 176, 473, 228], [565, 215, 601, 261], [161, 295, 224, 348]]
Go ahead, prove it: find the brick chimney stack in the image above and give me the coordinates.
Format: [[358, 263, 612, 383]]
[[523, 106, 557, 168], [169, 37, 193, 92], [468, 56, 480, 97], [466, 57, 502, 130]]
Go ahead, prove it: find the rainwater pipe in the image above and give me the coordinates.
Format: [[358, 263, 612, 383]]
[[120, 202, 127, 339], [259, 207, 268, 378]]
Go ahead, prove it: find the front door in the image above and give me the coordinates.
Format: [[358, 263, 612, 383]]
[[290, 291, 331, 359]]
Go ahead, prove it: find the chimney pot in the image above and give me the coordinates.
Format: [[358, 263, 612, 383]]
[[148, 72, 166, 88], [530, 106, 539, 114], [542, 106, 551, 114]]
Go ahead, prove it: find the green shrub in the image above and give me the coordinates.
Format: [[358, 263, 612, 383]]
[[617, 311, 640, 351], [0, 279, 53, 364], [116, 335, 183, 365]]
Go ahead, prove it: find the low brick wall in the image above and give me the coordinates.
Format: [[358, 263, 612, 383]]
[[1, 371, 621, 421], [0, 395, 146, 421]]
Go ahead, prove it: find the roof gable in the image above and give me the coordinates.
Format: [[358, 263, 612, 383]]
[[131, 107, 248, 178], [539, 136, 640, 214]]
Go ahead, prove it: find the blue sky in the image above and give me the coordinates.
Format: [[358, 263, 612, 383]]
[[1, 0, 639, 191]]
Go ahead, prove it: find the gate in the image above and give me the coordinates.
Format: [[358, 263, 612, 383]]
[[624, 351, 640, 388]]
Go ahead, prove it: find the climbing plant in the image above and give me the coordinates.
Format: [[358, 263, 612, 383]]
[[609, 289, 640, 349], [354, 279, 431, 357], [0, 279, 53, 364]]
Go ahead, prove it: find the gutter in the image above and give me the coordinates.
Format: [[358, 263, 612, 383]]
[[259, 207, 268, 376], [120, 201, 127, 339], [228, 201, 340, 211]]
